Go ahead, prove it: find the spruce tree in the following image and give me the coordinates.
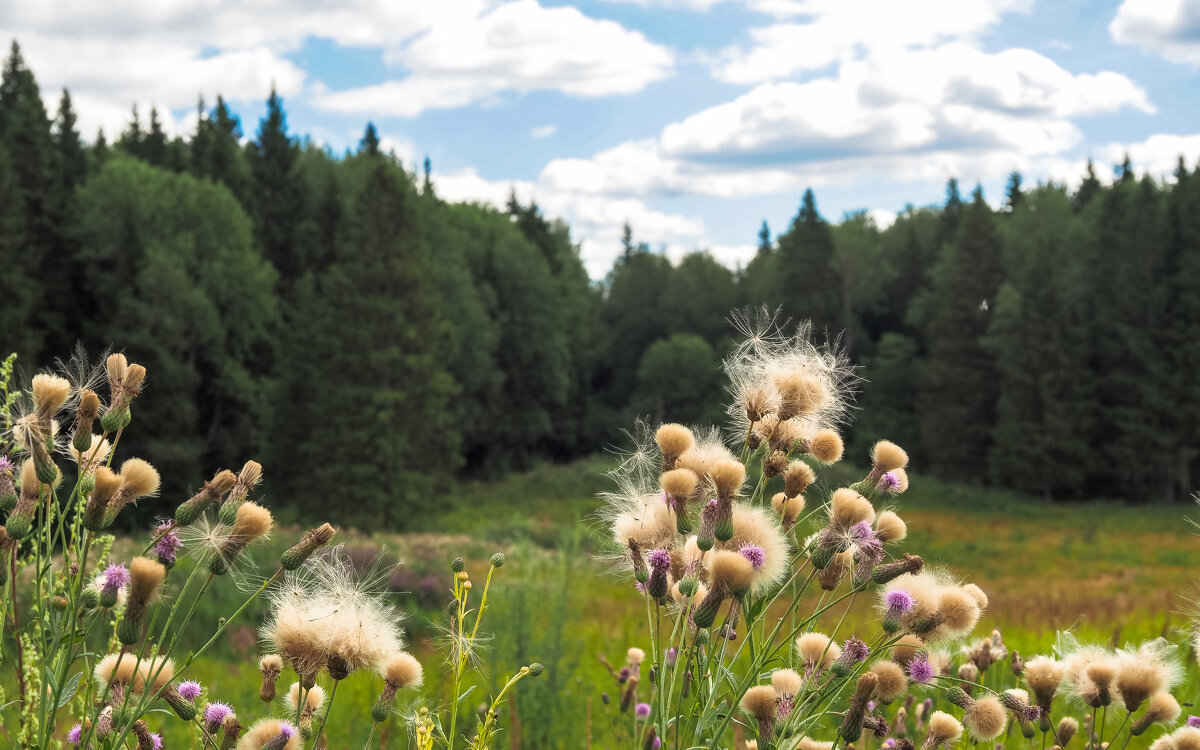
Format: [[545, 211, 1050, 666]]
[[359, 123, 380, 156], [250, 89, 301, 285], [143, 107, 167, 167], [117, 104, 143, 157], [1074, 159, 1101, 211], [917, 188, 1003, 479], [53, 89, 86, 192], [776, 189, 841, 330]]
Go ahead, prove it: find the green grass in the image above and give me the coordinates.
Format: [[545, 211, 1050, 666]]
[[38, 456, 1199, 748]]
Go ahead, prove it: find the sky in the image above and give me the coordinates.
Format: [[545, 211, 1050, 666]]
[[3, 0, 1200, 277]]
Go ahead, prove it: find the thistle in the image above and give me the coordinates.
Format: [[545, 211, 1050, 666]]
[[5, 460, 41, 539], [281, 522, 336, 571], [175, 469, 237, 526], [100, 353, 147, 432], [258, 655, 283, 702], [372, 651, 423, 723], [117, 557, 166, 645]]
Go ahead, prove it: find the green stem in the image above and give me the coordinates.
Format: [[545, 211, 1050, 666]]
[[312, 679, 340, 747]]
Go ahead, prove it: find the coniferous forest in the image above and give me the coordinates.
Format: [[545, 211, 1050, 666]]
[[2, 40, 1198, 522]]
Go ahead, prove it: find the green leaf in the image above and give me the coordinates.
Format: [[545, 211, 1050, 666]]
[[57, 672, 82, 708], [457, 685, 477, 703]]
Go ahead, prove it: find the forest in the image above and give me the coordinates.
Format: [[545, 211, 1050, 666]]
[[1, 38, 1197, 523]]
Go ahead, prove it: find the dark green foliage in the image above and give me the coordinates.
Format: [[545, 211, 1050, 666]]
[[633, 333, 723, 425], [776, 189, 842, 330], [250, 89, 301, 286]]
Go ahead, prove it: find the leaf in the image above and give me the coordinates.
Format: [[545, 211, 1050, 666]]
[[457, 685, 477, 703], [57, 672, 82, 708]]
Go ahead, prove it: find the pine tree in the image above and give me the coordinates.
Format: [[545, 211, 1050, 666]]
[[193, 96, 253, 207], [117, 104, 143, 157], [1074, 159, 1101, 211], [250, 89, 301, 285], [757, 220, 771, 254], [936, 178, 963, 249], [0, 146, 39, 361], [776, 189, 841, 330], [1004, 171, 1023, 211], [92, 129, 110, 168]]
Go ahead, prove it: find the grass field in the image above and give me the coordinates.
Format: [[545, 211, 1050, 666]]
[[81, 457, 1200, 747]]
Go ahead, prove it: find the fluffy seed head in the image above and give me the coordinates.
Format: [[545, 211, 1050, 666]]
[[710, 460, 746, 503], [710, 550, 754, 594], [714, 503, 790, 596], [875, 511, 907, 542], [627, 647, 646, 666], [655, 424, 694, 465], [771, 492, 805, 525], [872, 441, 909, 472], [128, 557, 166, 605], [237, 718, 301, 750], [830, 488, 874, 529], [809, 430, 844, 464], [1023, 656, 1063, 709], [870, 660, 908, 703], [796, 632, 841, 671], [740, 685, 778, 720], [383, 651, 424, 688], [961, 584, 988, 610], [660, 468, 698, 501], [925, 711, 963, 748], [233, 502, 274, 541], [889, 468, 910, 493], [783, 461, 816, 498], [933, 588, 981, 640], [1175, 728, 1200, 750], [119, 459, 161, 499], [285, 683, 326, 713], [32, 374, 72, 421], [891, 634, 926, 666], [1140, 692, 1182, 726], [963, 696, 1007, 740], [1057, 717, 1079, 746], [771, 668, 802, 698]]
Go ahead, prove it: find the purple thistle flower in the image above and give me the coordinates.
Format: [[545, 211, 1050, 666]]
[[278, 721, 297, 739], [618, 666, 632, 684], [101, 563, 130, 593], [178, 680, 202, 701], [67, 724, 82, 745], [635, 702, 651, 720], [877, 471, 901, 492], [203, 701, 234, 731], [150, 733, 163, 750], [0, 455, 12, 472], [1189, 716, 1200, 728], [652, 738, 662, 750], [1022, 706, 1042, 723], [885, 590, 915, 614], [665, 647, 678, 668], [634, 581, 647, 595], [739, 543, 766, 571], [868, 700, 876, 712], [906, 656, 934, 684], [154, 522, 181, 565], [647, 548, 671, 572], [843, 636, 870, 664], [883, 739, 896, 749]]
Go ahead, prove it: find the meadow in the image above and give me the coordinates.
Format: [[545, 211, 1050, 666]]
[[101, 455, 1198, 749]]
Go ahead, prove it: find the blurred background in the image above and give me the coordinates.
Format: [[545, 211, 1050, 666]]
[[1, 1, 1198, 745]]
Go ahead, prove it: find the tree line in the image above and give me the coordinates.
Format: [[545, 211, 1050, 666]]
[[0, 41, 1194, 524]]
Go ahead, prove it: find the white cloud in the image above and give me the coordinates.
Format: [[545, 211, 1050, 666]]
[[1111, 0, 1200, 64], [531, 124, 557, 138], [314, 0, 674, 117], [710, 0, 1031, 83]]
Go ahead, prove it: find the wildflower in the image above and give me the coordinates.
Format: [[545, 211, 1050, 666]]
[[1023, 655, 1063, 722], [832, 636, 871, 677], [883, 572, 983, 642], [771, 491, 805, 530], [99, 563, 130, 607], [891, 634, 926, 667], [883, 590, 915, 633], [258, 655, 283, 702], [104, 458, 161, 527], [741, 685, 778, 741], [816, 549, 852, 591], [261, 547, 405, 685], [132, 720, 160, 750], [906, 656, 934, 685], [628, 647, 646, 669], [840, 672, 878, 743], [161, 679, 203, 720], [372, 651, 423, 722], [117, 557, 166, 645], [808, 429, 844, 464], [209, 501, 273, 575], [220, 459, 264, 524], [870, 660, 908, 703], [665, 647, 678, 668], [921, 711, 963, 750], [204, 702, 235, 734], [850, 521, 885, 584], [660, 467, 699, 533], [238, 718, 300, 750], [1115, 639, 1181, 713], [223, 716, 244, 749], [771, 668, 802, 718], [710, 460, 744, 542], [783, 460, 815, 499], [875, 510, 908, 542], [872, 553, 924, 585], [635, 702, 652, 720], [153, 522, 181, 569], [647, 548, 670, 599], [1189, 717, 1200, 729], [999, 690, 1041, 723], [796, 632, 841, 678], [1132, 693, 1182, 735], [285, 682, 326, 731], [692, 550, 753, 628], [961, 695, 1008, 741], [281, 523, 337, 571], [100, 353, 147, 432], [739, 543, 765, 571], [83, 466, 122, 531], [71, 389, 101, 453], [5, 460, 41, 539], [175, 469, 237, 526], [709, 503, 789, 596], [655, 423, 694, 473]]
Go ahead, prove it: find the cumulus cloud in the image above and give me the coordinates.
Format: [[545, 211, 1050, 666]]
[[314, 0, 674, 117], [1110, 0, 1200, 65]]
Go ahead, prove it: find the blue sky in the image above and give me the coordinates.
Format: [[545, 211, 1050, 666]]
[[4, 0, 1200, 276]]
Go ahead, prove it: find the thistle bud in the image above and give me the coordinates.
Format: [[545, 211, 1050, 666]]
[[117, 557, 165, 645], [872, 553, 924, 585], [529, 662, 545, 677], [221, 717, 243, 750], [72, 389, 101, 453], [452, 557, 466, 573], [176, 470, 237, 526], [692, 588, 727, 629], [259, 655, 283, 702], [219, 460, 263, 525], [628, 539, 648, 584], [714, 498, 734, 543], [161, 683, 200, 720], [6, 460, 40, 539], [281, 523, 336, 571], [840, 672, 879, 743], [491, 552, 505, 568]]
